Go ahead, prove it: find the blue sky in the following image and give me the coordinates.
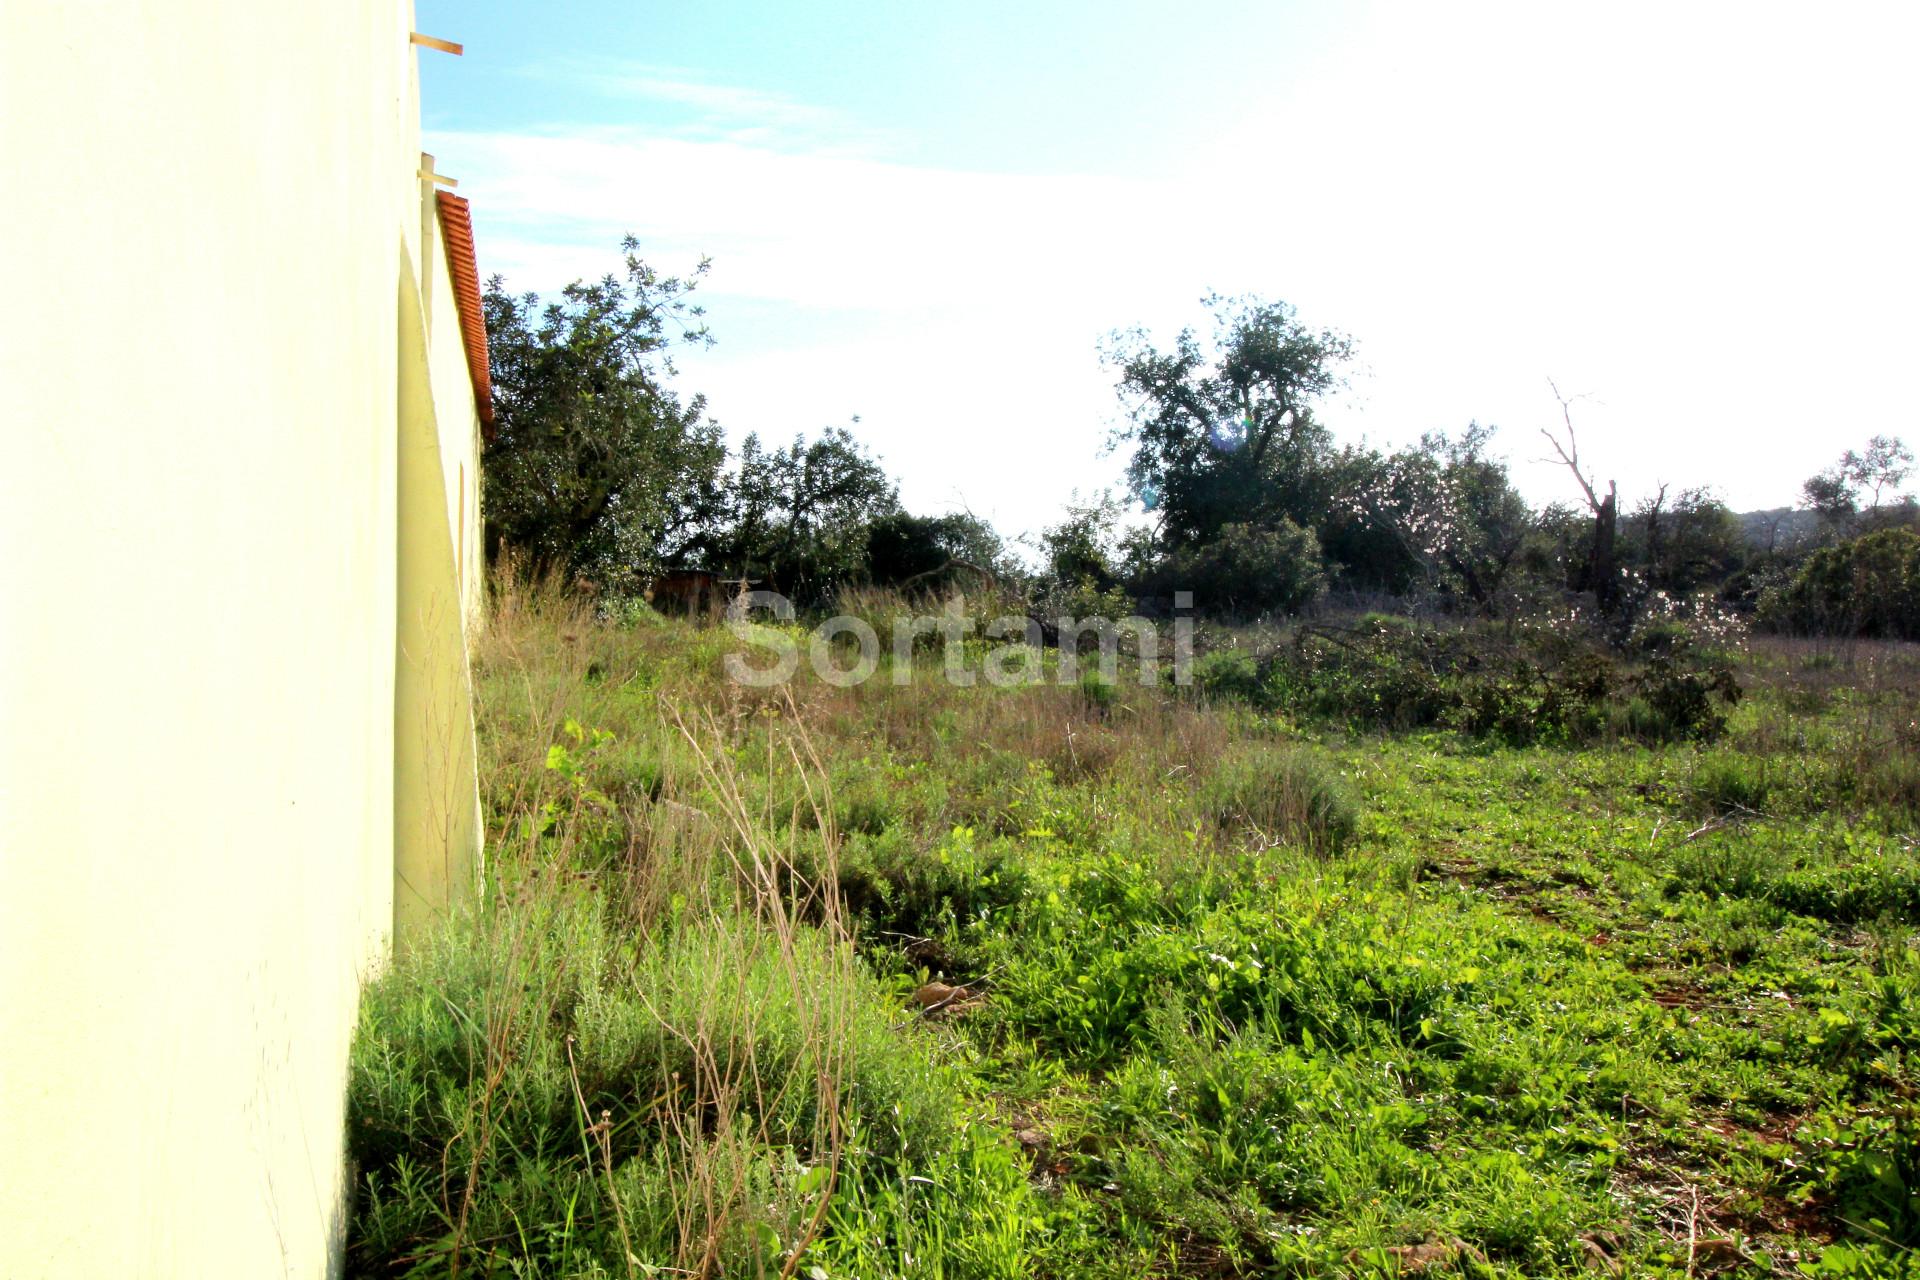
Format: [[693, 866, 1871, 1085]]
[[418, 0, 1919, 539]]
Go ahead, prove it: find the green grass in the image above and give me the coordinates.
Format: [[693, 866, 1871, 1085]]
[[344, 587, 1920, 1278]]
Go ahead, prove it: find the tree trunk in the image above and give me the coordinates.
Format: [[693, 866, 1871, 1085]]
[[1589, 482, 1618, 610]]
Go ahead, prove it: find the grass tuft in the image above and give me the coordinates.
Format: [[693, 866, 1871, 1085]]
[[1198, 743, 1360, 853]]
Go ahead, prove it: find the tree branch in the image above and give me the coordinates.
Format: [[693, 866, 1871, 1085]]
[[1539, 379, 1603, 514]]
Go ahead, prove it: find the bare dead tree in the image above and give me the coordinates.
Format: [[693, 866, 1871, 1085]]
[[1539, 380, 1619, 610]]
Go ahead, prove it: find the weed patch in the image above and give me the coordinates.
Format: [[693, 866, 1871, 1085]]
[[346, 590, 1920, 1275]]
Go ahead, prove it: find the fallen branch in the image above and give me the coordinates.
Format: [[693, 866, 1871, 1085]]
[[896, 557, 997, 594]]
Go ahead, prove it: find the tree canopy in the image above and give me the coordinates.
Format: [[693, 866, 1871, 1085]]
[[698, 428, 902, 602], [1802, 436, 1916, 534], [474, 237, 1917, 642], [481, 240, 723, 581], [1106, 294, 1353, 550]]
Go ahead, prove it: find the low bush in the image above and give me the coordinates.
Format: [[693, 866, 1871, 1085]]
[[1626, 646, 1743, 742], [1793, 1104, 1920, 1250], [1197, 617, 1741, 745], [1664, 827, 1920, 924], [1148, 519, 1327, 619], [1759, 527, 1920, 640], [1190, 648, 1265, 705], [834, 823, 1031, 952]]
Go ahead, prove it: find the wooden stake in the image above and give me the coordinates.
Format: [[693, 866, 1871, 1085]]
[[410, 32, 463, 55], [418, 152, 458, 188]]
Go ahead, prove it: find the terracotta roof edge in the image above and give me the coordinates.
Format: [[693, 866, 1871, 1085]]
[[434, 190, 495, 438]]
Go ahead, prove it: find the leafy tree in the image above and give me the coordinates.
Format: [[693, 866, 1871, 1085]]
[[864, 512, 1009, 589], [1802, 471, 1858, 529], [1342, 425, 1533, 612], [1625, 487, 1745, 595], [702, 428, 900, 604], [1802, 436, 1915, 536], [1036, 492, 1129, 591], [1022, 494, 1140, 623], [1295, 446, 1417, 595], [1106, 295, 1353, 550], [482, 239, 724, 580], [1843, 436, 1914, 512]]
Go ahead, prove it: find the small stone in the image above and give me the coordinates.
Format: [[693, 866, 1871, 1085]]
[[912, 981, 971, 1009]]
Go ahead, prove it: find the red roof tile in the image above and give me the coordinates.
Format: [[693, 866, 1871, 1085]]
[[434, 191, 495, 438]]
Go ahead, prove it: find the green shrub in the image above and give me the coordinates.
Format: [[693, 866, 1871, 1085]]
[[1628, 619, 1694, 657], [1760, 528, 1920, 639], [1199, 745, 1359, 853], [1157, 519, 1327, 619], [835, 784, 896, 835], [595, 590, 665, 628], [1665, 838, 1792, 904], [1263, 620, 1454, 731], [1244, 619, 1740, 745], [834, 823, 1029, 947], [1190, 648, 1265, 704], [1626, 647, 1743, 742], [1664, 828, 1920, 924]]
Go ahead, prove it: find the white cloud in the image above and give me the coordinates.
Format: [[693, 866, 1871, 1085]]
[[510, 59, 890, 152], [430, 126, 1206, 535], [432, 8, 1920, 539], [435, 126, 1197, 314]]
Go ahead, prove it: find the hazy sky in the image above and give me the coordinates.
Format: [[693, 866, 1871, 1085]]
[[417, 1, 1919, 539]]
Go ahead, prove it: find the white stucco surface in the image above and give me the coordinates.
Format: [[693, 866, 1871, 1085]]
[[0, 4, 483, 1273]]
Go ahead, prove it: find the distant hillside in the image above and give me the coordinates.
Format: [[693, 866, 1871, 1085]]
[[1738, 506, 1819, 551]]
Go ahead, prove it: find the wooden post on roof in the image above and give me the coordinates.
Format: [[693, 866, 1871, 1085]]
[[417, 153, 457, 188]]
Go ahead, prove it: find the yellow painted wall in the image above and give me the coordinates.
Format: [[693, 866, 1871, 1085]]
[[395, 240, 486, 938], [0, 2, 483, 1274]]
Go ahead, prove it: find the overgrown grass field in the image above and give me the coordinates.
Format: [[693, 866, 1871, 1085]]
[[345, 585, 1919, 1278]]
